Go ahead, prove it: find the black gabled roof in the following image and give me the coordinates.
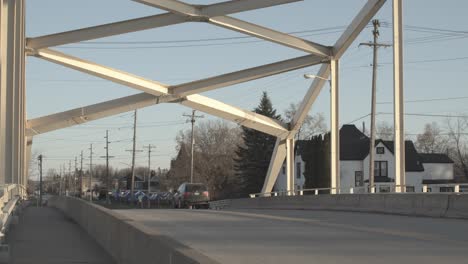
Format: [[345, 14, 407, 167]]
[[340, 125, 424, 172], [340, 125, 369, 160], [379, 140, 425, 172], [419, 153, 454, 164]]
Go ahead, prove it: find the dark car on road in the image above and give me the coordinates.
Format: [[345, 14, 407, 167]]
[[173, 183, 210, 209]]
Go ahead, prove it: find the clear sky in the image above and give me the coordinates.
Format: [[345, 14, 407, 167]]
[[26, 0, 468, 178]]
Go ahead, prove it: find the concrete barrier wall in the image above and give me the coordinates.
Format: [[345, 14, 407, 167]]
[[49, 196, 220, 264], [210, 194, 468, 220]]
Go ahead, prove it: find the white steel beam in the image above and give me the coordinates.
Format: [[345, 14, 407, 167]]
[[330, 60, 340, 194], [135, 0, 302, 18], [27, 92, 288, 138], [32, 49, 169, 95], [261, 0, 385, 195], [26, 93, 167, 136], [285, 138, 295, 195], [136, 0, 331, 57], [134, 0, 201, 16], [261, 138, 287, 194], [28, 0, 301, 49], [171, 54, 325, 96], [393, 0, 405, 193], [181, 95, 288, 137], [27, 14, 187, 49], [333, 0, 386, 59], [209, 16, 331, 57], [28, 50, 289, 137], [291, 64, 330, 132]]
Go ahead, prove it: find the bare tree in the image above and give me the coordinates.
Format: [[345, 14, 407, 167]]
[[446, 117, 468, 179], [284, 103, 327, 140], [170, 120, 242, 199], [376, 121, 393, 140], [415, 122, 447, 153]]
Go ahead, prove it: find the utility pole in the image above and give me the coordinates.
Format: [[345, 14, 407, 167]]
[[38, 155, 43, 207], [360, 19, 391, 193], [89, 144, 94, 202], [74, 156, 78, 196], [59, 165, 62, 196], [101, 130, 115, 204], [127, 110, 143, 202], [143, 144, 154, 208], [68, 160, 72, 196], [80, 151, 83, 198], [183, 110, 204, 183]]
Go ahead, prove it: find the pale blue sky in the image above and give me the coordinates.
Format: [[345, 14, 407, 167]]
[[26, 0, 468, 177]]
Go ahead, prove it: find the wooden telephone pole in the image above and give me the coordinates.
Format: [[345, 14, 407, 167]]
[[360, 19, 391, 192]]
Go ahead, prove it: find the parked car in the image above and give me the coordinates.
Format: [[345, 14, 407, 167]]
[[173, 183, 210, 209]]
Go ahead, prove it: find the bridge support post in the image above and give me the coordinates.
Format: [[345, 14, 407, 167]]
[[393, 0, 405, 193], [285, 138, 295, 195], [330, 59, 340, 194], [0, 0, 26, 186]]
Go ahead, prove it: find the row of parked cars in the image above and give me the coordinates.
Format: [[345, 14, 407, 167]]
[[111, 182, 210, 209]]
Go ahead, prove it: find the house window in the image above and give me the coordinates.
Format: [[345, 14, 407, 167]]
[[376, 147, 385, 154], [374, 161, 388, 177], [406, 186, 415, 193], [379, 186, 391, 193], [355, 171, 363, 187], [296, 162, 301, 179], [282, 166, 286, 175], [440, 187, 455, 193]]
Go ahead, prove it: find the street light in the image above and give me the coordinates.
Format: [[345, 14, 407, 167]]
[[303, 74, 330, 82]]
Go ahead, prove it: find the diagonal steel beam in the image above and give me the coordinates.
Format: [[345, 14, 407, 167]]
[[261, 138, 287, 194], [333, 0, 387, 59], [28, 0, 301, 49], [291, 0, 386, 131], [27, 91, 288, 138], [26, 93, 169, 136], [209, 16, 331, 56], [291, 64, 330, 132], [28, 49, 288, 137], [32, 48, 169, 95], [171, 54, 326, 97], [27, 13, 187, 50], [136, 0, 331, 57], [135, 0, 303, 18]]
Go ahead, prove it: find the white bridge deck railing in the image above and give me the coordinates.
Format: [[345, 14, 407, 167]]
[[0, 184, 23, 239], [249, 183, 468, 198]]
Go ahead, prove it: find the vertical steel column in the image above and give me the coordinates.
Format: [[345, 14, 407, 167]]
[[0, 0, 16, 185], [285, 137, 295, 195], [0, 0, 5, 186], [330, 60, 340, 194], [393, 0, 405, 193]]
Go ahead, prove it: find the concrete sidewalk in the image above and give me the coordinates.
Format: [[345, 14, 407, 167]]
[[7, 206, 115, 264]]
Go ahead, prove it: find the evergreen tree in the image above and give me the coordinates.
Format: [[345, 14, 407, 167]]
[[302, 133, 330, 191], [235, 92, 281, 196]]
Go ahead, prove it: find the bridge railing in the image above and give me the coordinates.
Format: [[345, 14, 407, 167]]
[[249, 183, 468, 198], [0, 184, 23, 239]]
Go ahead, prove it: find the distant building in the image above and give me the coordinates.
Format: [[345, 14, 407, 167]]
[[274, 125, 458, 193]]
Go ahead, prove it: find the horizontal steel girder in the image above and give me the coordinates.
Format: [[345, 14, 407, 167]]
[[27, 0, 302, 49]]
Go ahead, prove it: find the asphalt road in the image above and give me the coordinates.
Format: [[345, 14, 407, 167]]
[[116, 209, 468, 264]]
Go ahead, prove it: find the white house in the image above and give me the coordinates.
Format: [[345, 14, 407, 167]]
[[274, 125, 457, 193], [274, 152, 306, 192]]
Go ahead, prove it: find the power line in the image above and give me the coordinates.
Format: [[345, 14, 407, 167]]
[[378, 96, 468, 105]]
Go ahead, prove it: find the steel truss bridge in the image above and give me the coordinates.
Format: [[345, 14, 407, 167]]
[[0, 0, 405, 198]]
